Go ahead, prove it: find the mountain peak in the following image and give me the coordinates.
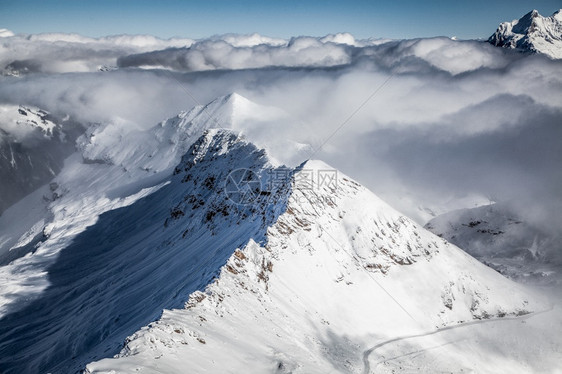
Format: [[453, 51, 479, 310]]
[[488, 9, 562, 59], [184, 93, 312, 167], [223, 91, 248, 103], [207, 92, 250, 109]]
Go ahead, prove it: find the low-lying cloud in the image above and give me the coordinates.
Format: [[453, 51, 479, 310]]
[[0, 33, 195, 75], [0, 31, 561, 254]]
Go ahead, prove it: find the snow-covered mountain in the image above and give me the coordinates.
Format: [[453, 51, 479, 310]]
[[488, 9, 562, 59], [0, 105, 82, 215], [84, 131, 547, 374], [425, 203, 561, 285], [0, 94, 557, 373]]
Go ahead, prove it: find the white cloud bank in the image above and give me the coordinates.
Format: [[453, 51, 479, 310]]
[[0, 32, 195, 75], [0, 31, 561, 255]]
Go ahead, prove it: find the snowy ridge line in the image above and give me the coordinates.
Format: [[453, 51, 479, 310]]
[[0, 92, 303, 321], [0, 129, 293, 373], [204, 156, 418, 322]]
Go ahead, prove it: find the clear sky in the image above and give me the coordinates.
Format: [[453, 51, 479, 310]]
[[0, 0, 560, 39]]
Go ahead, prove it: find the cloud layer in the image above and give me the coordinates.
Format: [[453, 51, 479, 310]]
[[0, 33, 195, 75], [0, 31, 561, 250]]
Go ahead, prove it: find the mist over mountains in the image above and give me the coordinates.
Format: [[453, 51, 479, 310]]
[[1, 26, 561, 228]]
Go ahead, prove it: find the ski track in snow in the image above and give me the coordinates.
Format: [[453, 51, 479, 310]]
[[362, 306, 554, 374]]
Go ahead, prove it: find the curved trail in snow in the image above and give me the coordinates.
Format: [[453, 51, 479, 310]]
[[361, 306, 554, 374]]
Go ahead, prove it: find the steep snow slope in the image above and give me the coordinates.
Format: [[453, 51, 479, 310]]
[[86, 134, 545, 374], [488, 9, 562, 59], [0, 105, 82, 214], [425, 203, 561, 285], [0, 97, 214, 316]]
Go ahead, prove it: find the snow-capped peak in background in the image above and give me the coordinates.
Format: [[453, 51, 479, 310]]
[[488, 9, 562, 59], [77, 92, 312, 169], [0, 105, 58, 141]]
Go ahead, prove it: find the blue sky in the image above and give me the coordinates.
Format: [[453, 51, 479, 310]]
[[0, 0, 560, 39]]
